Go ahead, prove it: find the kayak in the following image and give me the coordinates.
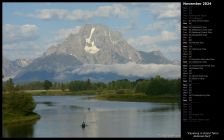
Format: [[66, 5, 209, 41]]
[[81, 124, 88, 128]]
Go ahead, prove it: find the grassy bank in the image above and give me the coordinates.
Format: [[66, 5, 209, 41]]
[[95, 93, 180, 103], [3, 93, 40, 125], [22, 89, 99, 96], [3, 112, 40, 126], [15, 89, 180, 103]]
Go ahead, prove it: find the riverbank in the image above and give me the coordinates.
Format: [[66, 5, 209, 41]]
[[3, 95, 181, 137], [3, 112, 40, 125], [22, 89, 99, 96], [3, 90, 179, 126], [95, 93, 180, 103], [3, 93, 41, 125], [6, 89, 180, 103]]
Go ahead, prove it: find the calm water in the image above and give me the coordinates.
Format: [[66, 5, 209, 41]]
[[3, 96, 180, 138]]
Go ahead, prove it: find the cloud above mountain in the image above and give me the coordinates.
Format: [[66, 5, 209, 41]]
[[149, 3, 180, 19], [16, 4, 129, 20], [3, 3, 180, 61], [127, 30, 177, 46], [3, 24, 38, 44], [131, 3, 180, 19]]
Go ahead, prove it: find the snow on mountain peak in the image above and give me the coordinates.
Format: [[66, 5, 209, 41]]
[[42, 24, 170, 65], [84, 27, 100, 54]]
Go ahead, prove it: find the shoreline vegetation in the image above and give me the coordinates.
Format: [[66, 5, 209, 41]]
[[3, 76, 180, 125], [16, 89, 180, 103], [3, 93, 40, 125], [95, 93, 180, 103], [3, 112, 40, 126]]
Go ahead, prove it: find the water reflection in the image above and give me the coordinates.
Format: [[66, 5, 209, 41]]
[[138, 104, 179, 112], [36, 101, 56, 106], [62, 105, 85, 110], [3, 96, 180, 138], [3, 121, 36, 138]]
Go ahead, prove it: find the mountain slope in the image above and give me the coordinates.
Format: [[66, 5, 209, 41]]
[[139, 51, 172, 64], [11, 24, 177, 82], [43, 24, 142, 64], [14, 54, 82, 82], [3, 57, 20, 78], [13, 59, 32, 67]]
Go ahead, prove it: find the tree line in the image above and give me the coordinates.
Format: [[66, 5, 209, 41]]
[[3, 76, 180, 95]]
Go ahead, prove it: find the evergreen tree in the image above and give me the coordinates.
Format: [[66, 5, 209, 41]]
[[43, 80, 52, 90], [61, 83, 65, 91], [5, 78, 15, 93]]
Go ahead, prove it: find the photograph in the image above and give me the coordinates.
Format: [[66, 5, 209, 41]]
[[2, 2, 181, 138]]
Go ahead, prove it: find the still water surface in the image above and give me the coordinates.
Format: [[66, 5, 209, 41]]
[[3, 96, 180, 137]]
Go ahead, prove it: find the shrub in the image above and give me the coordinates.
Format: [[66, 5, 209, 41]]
[[3, 93, 36, 115], [116, 89, 126, 94]]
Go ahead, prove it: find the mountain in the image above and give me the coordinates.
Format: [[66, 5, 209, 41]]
[[139, 51, 172, 64], [3, 57, 32, 80], [14, 63, 180, 83], [11, 24, 177, 83], [14, 54, 82, 82], [22, 54, 81, 72], [3, 57, 19, 78], [40, 24, 172, 65], [13, 58, 32, 67], [43, 24, 142, 64], [14, 70, 142, 83]]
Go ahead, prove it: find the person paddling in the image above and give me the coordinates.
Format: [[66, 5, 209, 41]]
[[81, 121, 86, 128]]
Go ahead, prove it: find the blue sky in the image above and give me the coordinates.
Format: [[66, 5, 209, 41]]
[[3, 2, 180, 61]]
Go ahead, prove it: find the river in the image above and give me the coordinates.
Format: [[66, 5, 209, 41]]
[[3, 96, 180, 138]]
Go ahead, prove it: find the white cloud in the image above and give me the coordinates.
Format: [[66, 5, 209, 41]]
[[56, 26, 81, 40], [128, 2, 181, 19], [44, 26, 81, 49], [18, 4, 129, 20], [3, 24, 38, 43], [149, 3, 180, 19], [96, 6, 113, 17], [161, 31, 177, 41], [145, 19, 180, 31], [72, 63, 180, 79], [127, 30, 177, 47], [127, 29, 180, 60], [128, 3, 180, 19], [161, 45, 180, 60], [111, 4, 129, 18], [165, 46, 180, 53], [36, 9, 68, 20], [95, 4, 129, 18], [3, 26, 81, 60], [145, 23, 163, 31], [3, 42, 45, 60], [70, 9, 93, 20]]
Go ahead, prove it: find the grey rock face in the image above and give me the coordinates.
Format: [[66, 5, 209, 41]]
[[13, 58, 32, 67], [3, 57, 32, 78], [23, 54, 82, 72], [44, 24, 142, 64], [138, 51, 172, 64], [3, 57, 19, 77]]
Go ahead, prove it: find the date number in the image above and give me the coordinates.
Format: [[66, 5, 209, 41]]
[[203, 2, 212, 5]]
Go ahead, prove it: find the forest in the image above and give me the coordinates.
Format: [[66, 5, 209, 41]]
[[3, 75, 180, 96]]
